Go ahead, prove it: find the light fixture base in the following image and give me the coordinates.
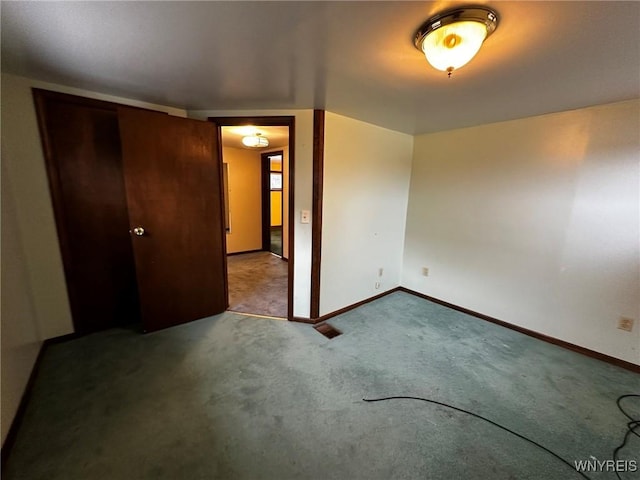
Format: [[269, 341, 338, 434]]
[[242, 132, 269, 148], [414, 6, 499, 52]]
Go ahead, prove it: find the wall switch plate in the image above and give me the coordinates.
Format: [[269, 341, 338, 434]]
[[301, 210, 310, 224], [422, 267, 429, 276], [618, 317, 634, 332], [375, 282, 381, 290]]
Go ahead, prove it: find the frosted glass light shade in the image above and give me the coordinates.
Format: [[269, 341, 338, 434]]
[[422, 21, 487, 72], [242, 134, 269, 148], [414, 6, 499, 76]]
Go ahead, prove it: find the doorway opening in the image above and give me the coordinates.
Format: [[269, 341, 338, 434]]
[[213, 118, 294, 320], [263, 150, 284, 258]]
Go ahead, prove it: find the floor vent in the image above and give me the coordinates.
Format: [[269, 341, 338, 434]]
[[314, 323, 342, 339]]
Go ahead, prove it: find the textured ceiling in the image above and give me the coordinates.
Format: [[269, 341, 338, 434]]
[[2, 1, 639, 135]]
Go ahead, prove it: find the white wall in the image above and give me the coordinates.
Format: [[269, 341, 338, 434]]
[[222, 146, 262, 253], [190, 109, 314, 318], [403, 100, 640, 365], [320, 112, 413, 316], [1, 163, 43, 445]]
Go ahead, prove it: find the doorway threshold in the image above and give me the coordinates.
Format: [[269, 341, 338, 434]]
[[227, 310, 287, 321]]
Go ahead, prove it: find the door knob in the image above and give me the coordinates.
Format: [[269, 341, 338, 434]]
[[132, 227, 145, 236]]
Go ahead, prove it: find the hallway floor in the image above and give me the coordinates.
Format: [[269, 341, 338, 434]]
[[227, 251, 287, 318]]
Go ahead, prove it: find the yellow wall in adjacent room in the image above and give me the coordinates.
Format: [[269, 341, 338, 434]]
[[223, 147, 262, 254], [270, 191, 282, 226]]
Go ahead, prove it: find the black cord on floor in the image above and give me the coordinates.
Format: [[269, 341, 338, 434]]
[[613, 394, 640, 480], [362, 395, 591, 480]]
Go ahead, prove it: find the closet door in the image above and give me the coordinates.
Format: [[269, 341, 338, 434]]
[[117, 107, 227, 332], [33, 90, 141, 334]]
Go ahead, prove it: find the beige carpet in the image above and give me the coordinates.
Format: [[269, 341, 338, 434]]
[[227, 251, 288, 318]]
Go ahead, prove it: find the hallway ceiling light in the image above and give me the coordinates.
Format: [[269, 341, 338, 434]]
[[242, 133, 269, 148], [414, 6, 499, 77]]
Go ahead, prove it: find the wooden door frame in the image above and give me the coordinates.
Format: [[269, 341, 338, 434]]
[[208, 116, 295, 321], [261, 150, 285, 255], [310, 110, 324, 319]]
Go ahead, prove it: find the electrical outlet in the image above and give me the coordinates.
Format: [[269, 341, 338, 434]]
[[618, 317, 634, 332], [375, 282, 381, 290], [422, 267, 429, 277], [378, 268, 384, 277]]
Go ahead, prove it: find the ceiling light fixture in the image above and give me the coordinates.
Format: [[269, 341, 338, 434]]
[[242, 133, 269, 148], [414, 6, 499, 77]]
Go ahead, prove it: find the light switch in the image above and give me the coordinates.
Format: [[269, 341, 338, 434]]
[[301, 210, 310, 224]]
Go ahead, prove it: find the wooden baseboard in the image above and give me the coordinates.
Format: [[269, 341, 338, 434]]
[[226, 249, 264, 256], [293, 286, 639, 372], [291, 316, 316, 324], [227, 250, 287, 261], [1, 332, 81, 468], [398, 287, 640, 374], [317, 287, 402, 324], [43, 332, 79, 345], [1, 342, 46, 469], [299, 287, 402, 325]]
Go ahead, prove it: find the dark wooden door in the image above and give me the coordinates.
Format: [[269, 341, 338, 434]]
[[34, 90, 141, 334], [117, 107, 227, 332]]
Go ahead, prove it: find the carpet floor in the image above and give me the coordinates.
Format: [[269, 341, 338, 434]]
[[227, 251, 287, 318], [4, 291, 639, 480]]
